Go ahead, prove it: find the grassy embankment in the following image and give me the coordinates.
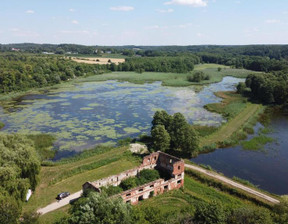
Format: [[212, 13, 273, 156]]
[[23, 147, 141, 218], [78, 63, 257, 87], [196, 91, 264, 151]]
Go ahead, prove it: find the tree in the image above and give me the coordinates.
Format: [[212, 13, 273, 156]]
[[228, 207, 273, 224], [151, 125, 171, 152], [0, 192, 21, 224], [236, 82, 246, 94], [180, 124, 199, 154], [170, 113, 189, 149], [194, 201, 227, 224], [59, 192, 133, 224], [151, 110, 172, 132]]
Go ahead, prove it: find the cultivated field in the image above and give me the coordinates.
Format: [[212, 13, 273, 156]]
[[70, 57, 125, 65]]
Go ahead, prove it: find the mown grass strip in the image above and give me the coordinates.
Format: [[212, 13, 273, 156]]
[[49, 156, 121, 185]]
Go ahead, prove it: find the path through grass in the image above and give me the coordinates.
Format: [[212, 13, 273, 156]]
[[200, 103, 262, 147], [23, 147, 140, 213]]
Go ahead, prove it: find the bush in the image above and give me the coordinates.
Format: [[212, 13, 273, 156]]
[[101, 185, 123, 197], [188, 71, 210, 83], [120, 177, 138, 191]]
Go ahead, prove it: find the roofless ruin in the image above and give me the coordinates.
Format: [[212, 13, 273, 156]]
[[83, 151, 185, 204]]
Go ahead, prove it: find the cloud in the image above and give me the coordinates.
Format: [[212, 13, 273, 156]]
[[196, 32, 204, 37], [156, 9, 174, 13], [25, 10, 35, 14], [164, 0, 207, 7], [110, 6, 134, 11], [60, 30, 90, 34], [69, 8, 76, 12], [145, 25, 169, 30], [178, 23, 194, 28], [72, 20, 79, 25], [265, 19, 280, 24]]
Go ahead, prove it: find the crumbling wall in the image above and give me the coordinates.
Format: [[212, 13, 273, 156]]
[[82, 151, 185, 204]]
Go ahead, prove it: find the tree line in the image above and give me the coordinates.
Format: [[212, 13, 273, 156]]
[[237, 72, 288, 105], [0, 53, 108, 93], [109, 55, 199, 73]]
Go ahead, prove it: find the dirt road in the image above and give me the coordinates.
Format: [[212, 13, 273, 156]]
[[37, 190, 82, 215], [185, 163, 280, 204]]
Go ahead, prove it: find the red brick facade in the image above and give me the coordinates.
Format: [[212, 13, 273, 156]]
[[83, 151, 185, 205]]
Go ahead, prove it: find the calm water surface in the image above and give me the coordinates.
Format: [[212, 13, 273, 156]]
[[191, 113, 288, 195], [0, 77, 242, 153]]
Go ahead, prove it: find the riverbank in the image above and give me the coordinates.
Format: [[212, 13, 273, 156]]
[[76, 64, 256, 87], [198, 91, 264, 151]]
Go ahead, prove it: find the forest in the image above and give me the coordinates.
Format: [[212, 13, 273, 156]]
[[0, 54, 108, 93], [0, 134, 41, 224]]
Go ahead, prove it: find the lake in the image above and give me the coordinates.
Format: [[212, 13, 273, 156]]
[[0, 77, 241, 154], [191, 113, 288, 195]]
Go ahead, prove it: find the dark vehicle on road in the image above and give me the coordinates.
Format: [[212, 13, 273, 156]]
[[56, 192, 70, 200]]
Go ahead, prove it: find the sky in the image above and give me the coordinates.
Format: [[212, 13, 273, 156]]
[[0, 0, 288, 46]]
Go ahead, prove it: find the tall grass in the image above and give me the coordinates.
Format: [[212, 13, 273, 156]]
[[241, 135, 274, 150], [0, 121, 4, 129], [27, 134, 56, 160]]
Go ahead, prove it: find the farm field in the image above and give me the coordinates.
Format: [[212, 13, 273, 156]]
[[70, 56, 125, 65]]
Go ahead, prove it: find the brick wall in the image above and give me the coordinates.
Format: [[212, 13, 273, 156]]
[[83, 151, 185, 204]]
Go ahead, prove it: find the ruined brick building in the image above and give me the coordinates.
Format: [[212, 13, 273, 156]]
[[83, 151, 185, 204]]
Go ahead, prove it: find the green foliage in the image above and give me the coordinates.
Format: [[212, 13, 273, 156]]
[[241, 135, 274, 150], [193, 125, 218, 137], [27, 134, 55, 160], [245, 73, 288, 105], [0, 122, 4, 130], [0, 134, 40, 192], [120, 177, 138, 191], [0, 53, 108, 94], [236, 82, 246, 94], [228, 207, 273, 224], [151, 125, 170, 152], [120, 169, 160, 191], [20, 211, 40, 224], [194, 200, 227, 224], [59, 192, 133, 224], [117, 137, 133, 146], [232, 177, 256, 188], [273, 195, 288, 223], [137, 169, 160, 184], [151, 111, 199, 155], [101, 185, 123, 197], [188, 71, 210, 82], [118, 56, 198, 73], [0, 134, 41, 223], [0, 191, 22, 224]]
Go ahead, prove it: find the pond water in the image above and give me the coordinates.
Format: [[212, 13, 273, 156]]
[[191, 113, 288, 195], [0, 77, 242, 155]]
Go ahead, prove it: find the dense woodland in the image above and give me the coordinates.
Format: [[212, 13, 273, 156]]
[[0, 134, 41, 224], [0, 54, 108, 93]]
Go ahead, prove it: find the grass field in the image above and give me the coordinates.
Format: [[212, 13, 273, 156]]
[[23, 147, 140, 214], [200, 91, 263, 149], [77, 64, 257, 87]]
